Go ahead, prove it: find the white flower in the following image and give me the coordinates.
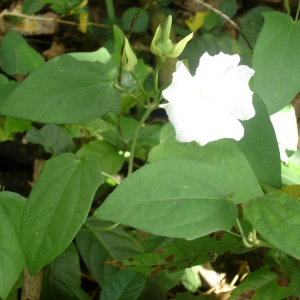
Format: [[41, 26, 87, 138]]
[[160, 52, 255, 146]]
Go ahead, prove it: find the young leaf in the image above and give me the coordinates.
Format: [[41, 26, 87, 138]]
[[43, 243, 81, 300], [234, 94, 281, 188], [0, 48, 121, 124], [243, 192, 300, 259], [95, 157, 238, 239], [21, 153, 103, 275], [76, 218, 143, 286], [100, 270, 146, 300], [149, 123, 263, 204], [26, 124, 76, 155], [0, 192, 26, 300], [253, 11, 300, 115]]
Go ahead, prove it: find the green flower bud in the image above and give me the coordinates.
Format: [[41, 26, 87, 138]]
[[150, 15, 194, 59], [122, 38, 137, 71]]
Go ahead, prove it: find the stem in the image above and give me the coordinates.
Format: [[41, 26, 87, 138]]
[[194, 0, 253, 51], [295, 1, 300, 20], [236, 218, 253, 248], [225, 230, 242, 239], [284, 0, 291, 15], [130, 70, 151, 105], [101, 172, 121, 185], [127, 105, 157, 176], [105, 0, 115, 25], [80, 223, 120, 232], [0, 9, 109, 28], [153, 58, 165, 103]]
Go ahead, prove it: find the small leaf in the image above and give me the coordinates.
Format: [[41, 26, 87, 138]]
[[243, 192, 300, 259], [22, 0, 45, 14], [0, 48, 121, 124], [5, 117, 32, 136], [26, 124, 76, 155], [122, 7, 149, 33], [0, 192, 26, 300], [76, 218, 142, 286], [43, 243, 81, 300], [95, 157, 238, 239], [253, 11, 300, 115], [21, 153, 103, 275], [100, 270, 146, 300]]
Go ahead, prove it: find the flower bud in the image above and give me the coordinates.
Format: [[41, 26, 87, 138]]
[[122, 38, 137, 71], [151, 15, 193, 59]]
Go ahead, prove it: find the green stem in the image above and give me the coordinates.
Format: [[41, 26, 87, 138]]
[[153, 58, 165, 103], [295, 1, 300, 20], [114, 83, 147, 108], [284, 0, 291, 15], [225, 230, 242, 239], [101, 172, 121, 185], [194, 0, 253, 51], [130, 70, 151, 105], [236, 218, 253, 248], [127, 104, 157, 176], [105, 0, 115, 25]]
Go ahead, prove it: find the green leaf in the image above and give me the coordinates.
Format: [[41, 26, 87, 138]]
[[100, 270, 146, 300], [22, 0, 45, 14], [241, 6, 273, 46], [253, 11, 300, 115], [281, 164, 300, 185], [0, 31, 29, 75], [122, 7, 149, 33], [76, 140, 124, 176], [228, 250, 300, 299], [0, 48, 121, 124], [43, 243, 81, 300], [95, 157, 238, 239], [0, 81, 18, 106], [21, 153, 103, 275], [26, 124, 76, 155], [4, 117, 32, 136], [218, 0, 237, 26], [106, 232, 249, 276], [16, 43, 45, 73], [148, 123, 263, 204], [139, 276, 167, 300], [75, 218, 143, 286], [234, 94, 281, 188], [0, 192, 26, 300], [181, 266, 201, 292], [243, 192, 300, 259]]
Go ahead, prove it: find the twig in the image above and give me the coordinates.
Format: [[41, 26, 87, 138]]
[[194, 0, 253, 51], [0, 9, 110, 29]]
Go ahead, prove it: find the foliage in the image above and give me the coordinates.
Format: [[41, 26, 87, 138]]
[[0, 0, 300, 299]]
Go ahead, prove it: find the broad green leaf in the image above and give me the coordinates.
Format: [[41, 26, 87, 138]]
[[76, 140, 124, 176], [253, 11, 300, 115], [139, 276, 167, 300], [228, 250, 300, 299], [158, 270, 185, 291], [16, 43, 45, 73], [218, 0, 237, 26], [75, 218, 143, 286], [181, 266, 201, 292], [106, 232, 249, 276], [0, 48, 121, 124], [234, 94, 281, 188], [0, 31, 29, 75], [0, 192, 26, 300], [0, 74, 9, 84], [43, 243, 81, 300], [26, 124, 76, 155], [21, 153, 103, 275], [243, 192, 300, 259], [4, 117, 32, 136], [119, 115, 139, 142], [95, 157, 238, 239], [180, 34, 242, 75], [22, 0, 45, 14], [148, 123, 263, 203], [63, 282, 90, 300], [100, 270, 146, 300]]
